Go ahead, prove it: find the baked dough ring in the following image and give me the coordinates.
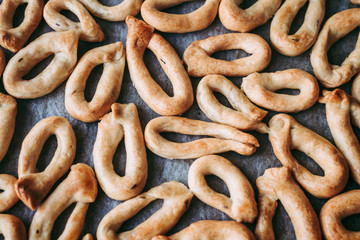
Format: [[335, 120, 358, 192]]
[[241, 69, 319, 112], [188, 155, 257, 223], [196, 75, 268, 132], [268, 114, 349, 198], [352, 0, 360, 4], [29, 163, 98, 240], [44, 0, 104, 42], [3, 30, 78, 99], [15, 116, 76, 210], [310, 8, 360, 88], [270, 0, 325, 56], [152, 220, 255, 240], [183, 33, 271, 77], [255, 167, 321, 240], [97, 181, 193, 240], [219, 0, 282, 33], [141, 0, 220, 33], [0, 214, 26, 240], [144, 116, 259, 159], [320, 189, 360, 240], [352, 73, 360, 103], [0, 174, 18, 212], [77, 0, 142, 21], [126, 16, 193, 116], [65, 42, 125, 122], [0, 0, 43, 52], [93, 103, 147, 201], [0, 93, 17, 162]]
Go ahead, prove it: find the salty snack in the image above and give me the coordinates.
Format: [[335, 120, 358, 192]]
[[183, 33, 271, 77], [93, 103, 147, 200], [141, 0, 220, 33], [0, 48, 5, 76], [255, 167, 322, 240], [145, 116, 259, 159], [310, 8, 360, 88], [126, 16, 193, 115], [219, 0, 282, 33], [29, 164, 98, 240], [196, 75, 268, 132], [0, 174, 18, 212], [352, 0, 360, 4], [188, 155, 257, 222], [78, 0, 142, 21], [0, 93, 17, 162], [97, 181, 193, 240], [44, 0, 104, 42], [352, 73, 360, 103], [0, 0, 43, 52], [320, 189, 360, 240], [0, 214, 26, 240], [15, 116, 76, 210], [241, 69, 319, 112], [3, 30, 78, 99], [270, 0, 325, 56], [65, 42, 125, 122], [152, 220, 255, 240], [268, 114, 349, 198]]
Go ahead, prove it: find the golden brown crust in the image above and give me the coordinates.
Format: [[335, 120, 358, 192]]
[[352, 0, 360, 4], [352, 73, 360, 103], [0, 214, 27, 240], [0, 93, 17, 162], [0, 48, 5, 77], [0, 174, 18, 212]]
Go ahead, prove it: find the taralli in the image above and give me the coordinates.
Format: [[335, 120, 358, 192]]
[[183, 33, 271, 77], [126, 16, 193, 116], [267, 114, 349, 198], [97, 181, 193, 240], [78, 0, 142, 21], [241, 69, 319, 112], [0, 0, 43, 52], [65, 42, 125, 122], [0, 214, 26, 240], [270, 0, 325, 56], [144, 116, 259, 159], [93, 103, 147, 200], [352, 0, 360, 4], [0, 48, 5, 76], [352, 73, 360, 103], [0, 174, 18, 212], [196, 75, 268, 132], [152, 220, 255, 240], [188, 155, 257, 223], [44, 0, 104, 42], [141, 0, 220, 33], [320, 189, 360, 240], [15, 116, 76, 210], [29, 164, 98, 240], [255, 167, 322, 240], [0, 93, 17, 162], [310, 8, 360, 88], [82, 234, 93, 240], [3, 30, 78, 99], [219, 0, 282, 33]]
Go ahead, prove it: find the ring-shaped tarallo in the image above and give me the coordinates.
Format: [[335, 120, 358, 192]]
[[65, 42, 125, 122], [310, 8, 360, 88], [96, 181, 193, 240], [320, 189, 360, 240], [352, 0, 360, 4], [29, 164, 98, 240], [267, 114, 349, 199], [270, 0, 325, 56], [352, 73, 360, 102], [183, 33, 271, 77], [219, 0, 282, 33], [255, 167, 322, 240], [0, 0, 43, 52], [3, 30, 78, 99], [152, 220, 255, 240], [44, 0, 104, 42], [144, 116, 259, 159], [241, 69, 319, 113], [15, 116, 76, 210], [93, 103, 147, 201], [0, 93, 17, 163], [188, 155, 257, 223], [196, 75, 268, 132], [141, 0, 220, 33], [77, 0, 142, 21], [0, 214, 26, 240], [126, 16, 193, 116], [0, 48, 6, 76], [0, 174, 18, 212]]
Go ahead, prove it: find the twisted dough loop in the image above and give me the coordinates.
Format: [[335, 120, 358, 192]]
[[15, 116, 76, 210], [0, 93, 17, 163], [126, 16, 193, 116], [93, 103, 147, 201], [183, 33, 271, 77], [255, 167, 322, 240], [65, 42, 125, 122], [97, 181, 193, 240], [0, 174, 18, 212], [0, 214, 26, 240]]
